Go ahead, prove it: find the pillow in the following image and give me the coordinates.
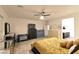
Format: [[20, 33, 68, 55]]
[[73, 39, 79, 45], [68, 45, 79, 54], [66, 40, 73, 49], [60, 40, 68, 48]]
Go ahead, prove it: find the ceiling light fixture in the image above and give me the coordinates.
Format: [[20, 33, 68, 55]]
[[40, 16, 44, 20]]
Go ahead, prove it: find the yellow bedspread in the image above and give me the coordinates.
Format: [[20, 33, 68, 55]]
[[31, 37, 79, 54]]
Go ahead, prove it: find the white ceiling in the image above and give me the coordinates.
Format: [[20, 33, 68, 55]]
[[1, 5, 79, 20]]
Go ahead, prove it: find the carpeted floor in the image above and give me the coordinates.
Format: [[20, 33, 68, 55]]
[[13, 38, 42, 54], [0, 41, 10, 54], [0, 38, 44, 54]]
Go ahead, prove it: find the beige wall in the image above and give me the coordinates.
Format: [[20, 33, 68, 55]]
[[1, 5, 79, 39], [8, 18, 45, 34], [0, 6, 46, 42], [74, 13, 79, 39], [0, 6, 9, 41], [8, 13, 79, 39]]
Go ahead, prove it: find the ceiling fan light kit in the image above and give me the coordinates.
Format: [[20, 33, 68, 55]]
[[33, 8, 51, 20], [40, 16, 44, 20]]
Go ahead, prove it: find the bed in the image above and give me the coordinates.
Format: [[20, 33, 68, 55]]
[[31, 37, 79, 54]]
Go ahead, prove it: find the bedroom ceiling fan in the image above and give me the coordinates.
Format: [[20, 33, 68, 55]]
[[17, 6, 51, 20], [33, 8, 51, 20]]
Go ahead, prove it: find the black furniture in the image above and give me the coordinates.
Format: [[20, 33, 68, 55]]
[[4, 22, 15, 49], [4, 33, 16, 49], [17, 34, 27, 42], [5, 23, 10, 35], [63, 32, 70, 39], [28, 24, 45, 39], [4, 22, 10, 49], [28, 28, 37, 39], [31, 47, 40, 54], [28, 24, 37, 39]]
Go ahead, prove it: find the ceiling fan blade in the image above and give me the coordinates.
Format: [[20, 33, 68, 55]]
[[33, 13, 41, 16], [33, 8, 52, 17], [45, 12, 52, 13], [33, 12, 40, 13], [43, 14, 51, 16]]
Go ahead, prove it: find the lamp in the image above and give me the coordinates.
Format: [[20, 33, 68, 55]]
[[40, 16, 44, 20]]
